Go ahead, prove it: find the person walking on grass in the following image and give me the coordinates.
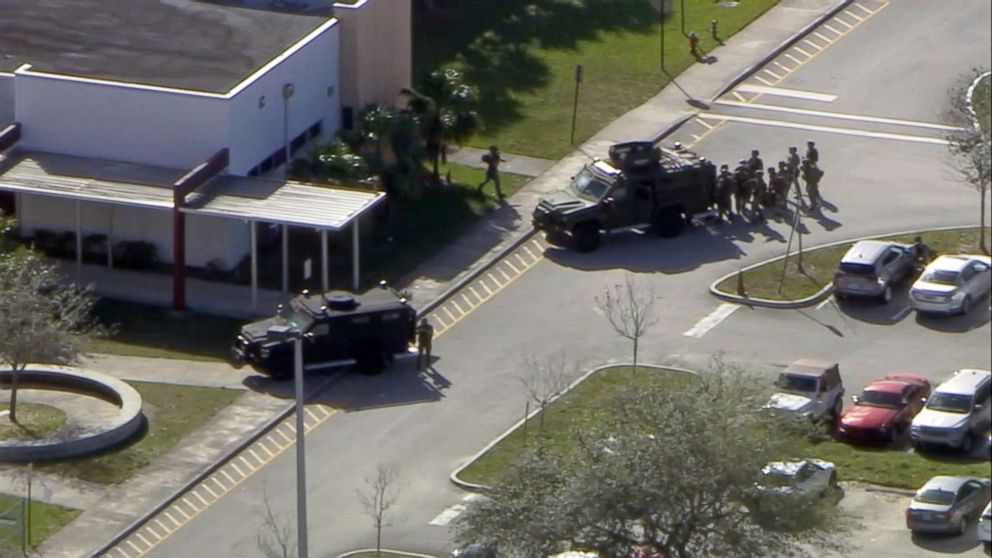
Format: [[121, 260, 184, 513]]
[[477, 145, 506, 200]]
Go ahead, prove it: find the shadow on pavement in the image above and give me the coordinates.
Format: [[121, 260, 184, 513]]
[[241, 359, 451, 411], [544, 221, 750, 274], [912, 525, 983, 554], [835, 288, 915, 326], [915, 297, 992, 333]]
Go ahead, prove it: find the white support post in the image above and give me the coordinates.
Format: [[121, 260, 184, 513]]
[[321, 229, 329, 293], [251, 221, 258, 313], [351, 219, 360, 292], [282, 224, 289, 294], [75, 201, 82, 284], [107, 207, 114, 269]]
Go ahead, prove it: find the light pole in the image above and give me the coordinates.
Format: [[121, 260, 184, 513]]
[[659, 1, 666, 73], [282, 83, 295, 179]]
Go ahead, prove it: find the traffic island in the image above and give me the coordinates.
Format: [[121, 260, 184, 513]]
[[710, 226, 988, 307], [338, 550, 438, 558]]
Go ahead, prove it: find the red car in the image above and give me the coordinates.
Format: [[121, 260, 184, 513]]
[[837, 374, 931, 444]]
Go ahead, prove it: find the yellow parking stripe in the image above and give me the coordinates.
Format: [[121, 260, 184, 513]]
[[498, 268, 512, 282], [813, 31, 833, 43], [844, 8, 865, 21], [514, 253, 529, 268], [460, 293, 476, 308], [126, 540, 143, 554], [802, 38, 823, 51], [504, 259, 520, 274], [521, 246, 538, 260], [135, 533, 153, 548], [451, 299, 467, 316], [784, 52, 804, 65], [145, 525, 164, 542], [695, 117, 715, 130], [853, 2, 874, 15], [732, 90, 747, 102], [773, 60, 792, 73], [753, 75, 773, 86], [763, 68, 782, 80]]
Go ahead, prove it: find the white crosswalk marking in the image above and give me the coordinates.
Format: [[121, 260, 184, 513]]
[[683, 304, 740, 338], [429, 494, 485, 526]]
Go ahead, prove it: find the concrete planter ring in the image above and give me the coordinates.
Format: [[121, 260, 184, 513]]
[[0, 365, 144, 462]]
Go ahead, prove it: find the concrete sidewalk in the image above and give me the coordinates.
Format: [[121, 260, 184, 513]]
[[400, 0, 845, 307]]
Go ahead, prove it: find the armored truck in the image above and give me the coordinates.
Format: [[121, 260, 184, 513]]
[[532, 141, 716, 252], [231, 284, 417, 379]]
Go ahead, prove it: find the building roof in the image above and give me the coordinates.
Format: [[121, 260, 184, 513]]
[[0, 151, 385, 230], [0, 0, 330, 93]]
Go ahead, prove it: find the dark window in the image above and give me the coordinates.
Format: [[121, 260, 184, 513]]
[[382, 311, 400, 322], [342, 107, 355, 130], [291, 132, 306, 154], [273, 149, 287, 167], [260, 157, 274, 174], [351, 316, 370, 325], [882, 251, 899, 265], [308, 121, 323, 139]]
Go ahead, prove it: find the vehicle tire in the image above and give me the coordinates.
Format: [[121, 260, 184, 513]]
[[654, 207, 685, 238], [356, 349, 388, 375], [960, 432, 974, 454], [574, 222, 601, 253], [959, 295, 972, 316], [832, 398, 843, 423], [957, 517, 967, 535], [877, 285, 892, 305]]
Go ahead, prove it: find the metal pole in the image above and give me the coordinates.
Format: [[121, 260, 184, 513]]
[[107, 208, 114, 270], [283, 84, 294, 180], [282, 224, 289, 294], [24, 463, 32, 554], [570, 65, 583, 146], [293, 336, 309, 558], [75, 201, 82, 284], [778, 203, 801, 293], [680, 0, 686, 36], [251, 221, 258, 313], [352, 218, 360, 292], [660, 3, 666, 73], [321, 229, 329, 293]]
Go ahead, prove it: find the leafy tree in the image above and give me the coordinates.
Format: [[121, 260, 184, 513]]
[[0, 250, 102, 422], [947, 69, 991, 255], [457, 363, 850, 558], [595, 274, 659, 375], [310, 139, 372, 184], [338, 104, 427, 197], [403, 68, 480, 184]]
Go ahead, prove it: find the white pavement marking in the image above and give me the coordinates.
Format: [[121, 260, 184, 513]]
[[793, 45, 813, 58], [822, 23, 843, 36], [852, 2, 874, 16], [754, 75, 773, 86], [833, 16, 855, 30], [773, 60, 793, 73], [429, 494, 485, 526], [763, 68, 782, 80], [813, 31, 834, 44], [696, 113, 950, 145], [683, 303, 741, 338], [733, 90, 747, 102], [844, 8, 866, 21], [890, 306, 912, 321], [815, 298, 832, 311], [736, 84, 837, 102], [784, 53, 804, 65], [713, 99, 962, 131], [695, 117, 715, 130], [803, 38, 824, 51]]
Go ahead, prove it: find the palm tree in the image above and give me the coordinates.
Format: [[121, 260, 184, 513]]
[[402, 68, 480, 184]]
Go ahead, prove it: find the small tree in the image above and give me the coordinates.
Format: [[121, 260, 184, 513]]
[[0, 250, 102, 423], [402, 68, 480, 185], [947, 69, 991, 255], [457, 362, 851, 557], [595, 274, 659, 375], [357, 463, 400, 557], [257, 485, 296, 558], [520, 353, 573, 437]]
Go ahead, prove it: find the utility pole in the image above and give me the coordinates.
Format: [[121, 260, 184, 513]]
[[293, 334, 309, 558], [570, 65, 584, 145], [282, 83, 295, 179]]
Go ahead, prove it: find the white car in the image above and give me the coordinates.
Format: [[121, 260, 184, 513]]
[[979, 503, 991, 551], [908, 255, 992, 315], [749, 459, 843, 528]]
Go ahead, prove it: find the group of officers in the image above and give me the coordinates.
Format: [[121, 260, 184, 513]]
[[711, 140, 825, 222]]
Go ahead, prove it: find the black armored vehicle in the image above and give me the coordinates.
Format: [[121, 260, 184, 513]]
[[231, 284, 417, 378], [532, 141, 716, 252]]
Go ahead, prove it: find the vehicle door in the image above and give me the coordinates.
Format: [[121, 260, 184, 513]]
[[974, 382, 992, 430], [958, 482, 981, 516], [968, 260, 992, 297], [879, 247, 905, 283], [900, 384, 920, 421], [814, 375, 831, 416]]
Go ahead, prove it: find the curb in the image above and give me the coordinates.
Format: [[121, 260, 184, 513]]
[[864, 486, 916, 497], [88, 372, 341, 558], [338, 549, 438, 558], [713, 0, 855, 100], [448, 364, 699, 492], [708, 224, 982, 308], [964, 71, 991, 134]]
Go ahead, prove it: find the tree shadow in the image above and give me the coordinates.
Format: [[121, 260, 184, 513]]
[[415, 0, 661, 136]]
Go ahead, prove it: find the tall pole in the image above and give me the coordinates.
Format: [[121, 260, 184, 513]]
[[659, 2, 666, 73], [570, 65, 583, 146], [294, 336, 309, 558], [283, 83, 295, 179], [680, 0, 686, 36]]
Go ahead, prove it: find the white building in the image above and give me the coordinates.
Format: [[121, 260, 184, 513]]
[[0, 0, 411, 312]]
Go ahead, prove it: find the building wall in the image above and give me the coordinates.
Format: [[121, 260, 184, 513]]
[[0, 73, 13, 127], [17, 196, 249, 269], [335, 0, 412, 110], [13, 67, 229, 170], [227, 20, 341, 175]]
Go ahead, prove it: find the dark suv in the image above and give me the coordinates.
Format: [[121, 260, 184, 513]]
[[833, 240, 915, 304]]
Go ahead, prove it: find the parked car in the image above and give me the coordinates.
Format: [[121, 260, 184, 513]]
[[765, 359, 845, 423], [908, 255, 992, 315], [837, 373, 931, 444], [978, 503, 991, 551], [833, 240, 915, 303], [910, 369, 992, 453], [451, 543, 498, 558], [906, 476, 991, 535], [749, 459, 843, 528]]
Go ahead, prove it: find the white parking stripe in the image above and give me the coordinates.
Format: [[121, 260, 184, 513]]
[[736, 84, 837, 102], [713, 99, 962, 131], [784, 53, 804, 65], [822, 23, 843, 36], [815, 298, 832, 311], [813, 31, 834, 44], [696, 113, 950, 145], [803, 38, 824, 51], [754, 75, 773, 86], [793, 45, 813, 58], [683, 304, 740, 338], [890, 307, 912, 321]]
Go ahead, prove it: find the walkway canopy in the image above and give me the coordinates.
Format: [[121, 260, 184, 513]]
[[0, 149, 385, 312]]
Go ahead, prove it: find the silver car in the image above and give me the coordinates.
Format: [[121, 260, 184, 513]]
[[906, 476, 991, 535], [909, 255, 992, 315], [833, 241, 915, 304]]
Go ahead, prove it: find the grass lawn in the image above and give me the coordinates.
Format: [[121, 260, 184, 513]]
[[38, 381, 242, 485], [84, 299, 243, 362], [974, 74, 990, 135], [0, 403, 66, 441], [714, 227, 990, 300], [415, 0, 778, 159], [459, 365, 989, 491], [0, 494, 81, 550]]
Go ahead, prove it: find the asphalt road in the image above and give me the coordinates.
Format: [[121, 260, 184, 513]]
[[141, 0, 991, 556]]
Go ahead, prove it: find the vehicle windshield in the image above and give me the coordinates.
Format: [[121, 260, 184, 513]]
[[777, 374, 818, 393], [760, 472, 795, 488], [839, 262, 876, 275], [278, 303, 315, 331], [925, 393, 972, 413], [915, 489, 955, 505], [859, 390, 903, 408], [572, 168, 611, 201], [922, 269, 959, 285]]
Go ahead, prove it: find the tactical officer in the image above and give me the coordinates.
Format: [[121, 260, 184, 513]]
[[805, 141, 819, 166], [786, 147, 803, 206], [716, 164, 736, 221], [733, 160, 750, 215], [801, 159, 824, 210], [416, 317, 435, 370], [768, 167, 788, 209], [747, 149, 764, 177], [752, 170, 767, 220]]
